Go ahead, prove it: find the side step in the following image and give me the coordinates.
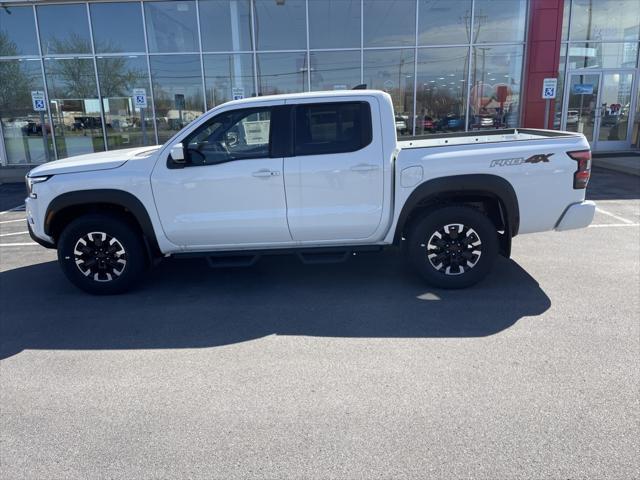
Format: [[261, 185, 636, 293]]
[[296, 250, 351, 264], [206, 255, 260, 268]]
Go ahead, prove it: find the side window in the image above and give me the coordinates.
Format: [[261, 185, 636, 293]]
[[294, 101, 372, 156], [184, 108, 271, 166]]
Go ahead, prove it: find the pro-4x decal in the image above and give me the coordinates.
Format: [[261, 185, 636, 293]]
[[525, 153, 553, 163]]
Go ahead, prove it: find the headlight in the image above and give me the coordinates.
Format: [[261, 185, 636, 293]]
[[25, 175, 51, 197]]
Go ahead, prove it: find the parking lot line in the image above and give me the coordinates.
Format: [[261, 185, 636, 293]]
[[595, 207, 635, 224], [588, 223, 640, 228], [0, 204, 25, 215], [0, 218, 26, 224], [0, 231, 29, 237], [0, 242, 39, 247]]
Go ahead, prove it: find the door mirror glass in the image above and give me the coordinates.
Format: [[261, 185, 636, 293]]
[[170, 142, 185, 162]]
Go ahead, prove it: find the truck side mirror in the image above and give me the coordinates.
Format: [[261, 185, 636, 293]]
[[170, 143, 185, 164]]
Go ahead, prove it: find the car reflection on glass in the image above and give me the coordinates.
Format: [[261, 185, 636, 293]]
[[438, 114, 465, 131], [395, 116, 408, 135]]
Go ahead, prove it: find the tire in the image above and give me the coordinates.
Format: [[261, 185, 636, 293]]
[[406, 205, 499, 289], [57, 214, 147, 295]]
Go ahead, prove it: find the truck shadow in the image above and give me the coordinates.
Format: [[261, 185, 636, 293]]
[[0, 251, 550, 359]]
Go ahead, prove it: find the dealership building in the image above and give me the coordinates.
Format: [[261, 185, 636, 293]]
[[0, 0, 639, 175]]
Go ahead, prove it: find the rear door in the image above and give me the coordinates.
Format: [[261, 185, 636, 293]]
[[283, 99, 384, 242]]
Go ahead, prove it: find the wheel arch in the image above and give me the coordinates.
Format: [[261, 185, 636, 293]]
[[394, 174, 520, 247], [44, 189, 160, 255]]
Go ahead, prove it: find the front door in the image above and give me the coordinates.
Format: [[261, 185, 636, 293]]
[[151, 104, 293, 248], [564, 71, 636, 151]]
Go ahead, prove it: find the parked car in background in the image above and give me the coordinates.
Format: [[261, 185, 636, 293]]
[[438, 114, 465, 131], [395, 115, 408, 135], [422, 116, 436, 133]]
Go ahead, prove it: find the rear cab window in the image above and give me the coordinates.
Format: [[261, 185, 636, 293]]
[[294, 101, 373, 156]]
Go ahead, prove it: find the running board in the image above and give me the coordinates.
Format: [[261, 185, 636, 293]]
[[174, 245, 386, 268]]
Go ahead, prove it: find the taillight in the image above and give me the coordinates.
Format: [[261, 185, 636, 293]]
[[567, 150, 592, 189]]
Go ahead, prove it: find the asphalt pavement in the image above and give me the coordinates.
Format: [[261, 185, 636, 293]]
[[1, 168, 639, 479]]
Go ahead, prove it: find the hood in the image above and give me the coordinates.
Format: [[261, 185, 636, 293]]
[[27, 145, 162, 177]]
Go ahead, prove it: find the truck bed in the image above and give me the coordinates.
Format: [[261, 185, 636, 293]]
[[398, 128, 581, 150]]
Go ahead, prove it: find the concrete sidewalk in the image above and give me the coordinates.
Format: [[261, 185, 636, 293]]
[[593, 155, 640, 177]]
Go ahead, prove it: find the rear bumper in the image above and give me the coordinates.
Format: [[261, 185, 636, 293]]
[[554, 200, 596, 231]]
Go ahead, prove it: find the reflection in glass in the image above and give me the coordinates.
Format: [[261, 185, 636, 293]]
[[565, 73, 599, 142], [598, 73, 633, 142], [415, 47, 468, 134], [310, 51, 361, 91], [257, 52, 307, 95], [363, 49, 415, 135], [0, 59, 53, 165], [308, 0, 360, 49], [363, 0, 415, 47], [45, 58, 105, 157], [97, 56, 154, 150], [199, 0, 252, 52], [0, 6, 39, 56], [37, 4, 92, 55], [567, 43, 639, 69], [145, 1, 199, 53], [150, 55, 204, 143], [204, 54, 255, 108], [253, 0, 306, 51], [473, 0, 526, 44], [569, 0, 640, 42], [554, 44, 568, 129], [90, 3, 145, 53], [418, 0, 471, 46], [470, 45, 523, 130]]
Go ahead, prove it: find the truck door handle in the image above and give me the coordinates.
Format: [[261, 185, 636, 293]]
[[351, 163, 379, 172], [252, 169, 280, 178]]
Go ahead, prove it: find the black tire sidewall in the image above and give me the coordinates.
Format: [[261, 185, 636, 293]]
[[407, 206, 499, 289], [57, 214, 146, 295]]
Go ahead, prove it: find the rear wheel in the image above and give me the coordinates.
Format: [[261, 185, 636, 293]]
[[57, 214, 147, 294], [406, 205, 498, 289]]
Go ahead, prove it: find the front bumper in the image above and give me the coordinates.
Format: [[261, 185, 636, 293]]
[[555, 200, 596, 231], [28, 222, 55, 248], [25, 197, 56, 249]]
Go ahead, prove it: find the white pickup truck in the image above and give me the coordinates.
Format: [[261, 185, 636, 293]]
[[25, 90, 595, 294]]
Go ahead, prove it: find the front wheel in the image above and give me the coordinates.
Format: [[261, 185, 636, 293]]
[[57, 214, 147, 294], [406, 205, 499, 289]]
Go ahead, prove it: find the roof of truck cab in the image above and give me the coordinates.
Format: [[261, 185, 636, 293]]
[[221, 89, 388, 107]]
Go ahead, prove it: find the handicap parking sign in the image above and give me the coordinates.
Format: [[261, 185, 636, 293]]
[[133, 88, 147, 108], [31, 91, 47, 112], [541, 78, 557, 99]]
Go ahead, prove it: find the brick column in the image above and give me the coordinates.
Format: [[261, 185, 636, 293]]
[[521, 0, 564, 128]]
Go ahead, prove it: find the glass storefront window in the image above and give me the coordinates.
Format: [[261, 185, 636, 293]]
[[308, 0, 361, 49], [0, 6, 39, 56], [470, 45, 523, 130], [204, 53, 255, 108], [567, 42, 639, 69], [418, 0, 472, 46], [145, 1, 199, 53], [310, 50, 361, 91], [554, 44, 568, 129], [0, 59, 53, 165], [569, 0, 640, 42], [257, 52, 307, 95], [149, 55, 204, 143], [253, 0, 306, 51], [415, 47, 468, 134], [37, 4, 92, 55], [363, 0, 416, 47], [363, 49, 415, 135], [90, 3, 145, 53], [473, 0, 527, 44], [45, 57, 105, 157], [97, 56, 154, 150], [199, 0, 252, 52]]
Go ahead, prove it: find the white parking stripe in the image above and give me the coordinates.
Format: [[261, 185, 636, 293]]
[[0, 204, 26, 215], [0, 218, 26, 224], [595, 207, 635, 224], [0, 231, 29, 237], [589, 223, 640, 228], [0, 242, 39, 247]]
